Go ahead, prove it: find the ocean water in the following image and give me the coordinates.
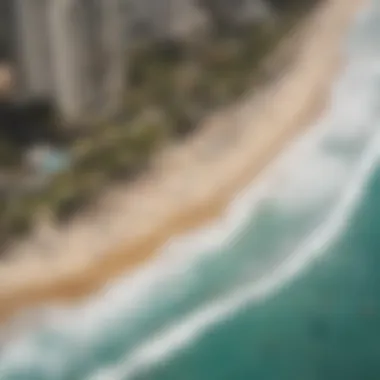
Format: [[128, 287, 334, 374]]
[[1, 1, 380, 379]]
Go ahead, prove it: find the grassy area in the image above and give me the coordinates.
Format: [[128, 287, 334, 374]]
[[0, 3, 320, 247]]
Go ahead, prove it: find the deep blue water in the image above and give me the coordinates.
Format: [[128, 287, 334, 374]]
[[1, 1, 380, 379]]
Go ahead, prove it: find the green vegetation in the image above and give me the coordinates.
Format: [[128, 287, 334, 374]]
[[0, 2, 321, 245]]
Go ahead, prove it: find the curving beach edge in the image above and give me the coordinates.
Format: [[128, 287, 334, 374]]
[[0, 0, 366, 323]]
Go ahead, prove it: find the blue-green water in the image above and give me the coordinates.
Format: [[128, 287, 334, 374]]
[[1, 2, 380, 379]]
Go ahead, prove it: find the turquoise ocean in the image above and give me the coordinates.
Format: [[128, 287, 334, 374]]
[[1, 1, 380, 379]]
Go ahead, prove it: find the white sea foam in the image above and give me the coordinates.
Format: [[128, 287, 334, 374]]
[[79, 3, 380, 378], [0, 2, 378, 378], [87, 115, 380, 380], [6, 3, 375, 337]]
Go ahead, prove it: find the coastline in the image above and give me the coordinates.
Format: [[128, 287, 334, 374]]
[[0, 0, 364, 323]]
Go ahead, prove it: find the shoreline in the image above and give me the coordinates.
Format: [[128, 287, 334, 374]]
[[0, 0, 364, 323]]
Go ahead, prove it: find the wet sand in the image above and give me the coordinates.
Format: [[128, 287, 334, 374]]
[[0, 0, 365, 323]]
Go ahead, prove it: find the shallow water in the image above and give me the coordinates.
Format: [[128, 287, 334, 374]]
[[1, 1, 380, 379]]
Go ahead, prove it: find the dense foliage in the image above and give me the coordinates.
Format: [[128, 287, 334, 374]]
[[0, 0, 322, 247]]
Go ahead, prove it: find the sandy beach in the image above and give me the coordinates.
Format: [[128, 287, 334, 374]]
[[0, 0, 365, 323]]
